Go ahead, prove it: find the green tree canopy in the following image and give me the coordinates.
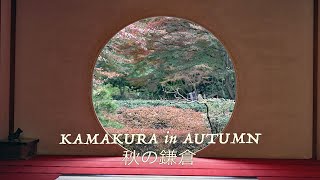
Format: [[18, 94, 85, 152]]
[[94, 17, 235, 100]]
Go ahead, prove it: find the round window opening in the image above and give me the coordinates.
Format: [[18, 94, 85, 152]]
[[92, 16, 236, 154]]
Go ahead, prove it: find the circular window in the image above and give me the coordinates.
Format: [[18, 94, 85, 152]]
[[92, 17, 236, 154]]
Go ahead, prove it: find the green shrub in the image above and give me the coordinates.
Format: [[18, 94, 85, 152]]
[[93, 86, 118, 114], [115, 100, 204, 111], [92, 84, 123, 128], [100, 118, 124, 129], [205, 98, 235, 133], [114, 98, 235, 113]]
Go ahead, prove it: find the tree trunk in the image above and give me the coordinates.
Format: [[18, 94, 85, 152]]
[[225, 75, 235, 99]]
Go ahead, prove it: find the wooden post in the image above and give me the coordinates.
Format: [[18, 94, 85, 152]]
[[313, 0, 318, 160], [8, 0, 16, 137]]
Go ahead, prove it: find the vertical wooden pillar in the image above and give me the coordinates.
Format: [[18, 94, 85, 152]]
[[9, 0, 16, 135], [316, 0, 320, 160]]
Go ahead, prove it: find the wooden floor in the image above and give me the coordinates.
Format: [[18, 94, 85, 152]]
[[0, 156, 320, 180]]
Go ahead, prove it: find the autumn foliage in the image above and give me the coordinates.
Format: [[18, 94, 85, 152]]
[[107, 106, 210, 136], [105, 106, 211, 153], [92, 16, 236, 153]]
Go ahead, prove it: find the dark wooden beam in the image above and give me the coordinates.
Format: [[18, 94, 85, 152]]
[[313, 0, 318, 160], [9, 0, 16, 136]]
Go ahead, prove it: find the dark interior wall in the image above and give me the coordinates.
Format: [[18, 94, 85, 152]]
[[1, 0, 313, 158], [0, 0, 11, 139]]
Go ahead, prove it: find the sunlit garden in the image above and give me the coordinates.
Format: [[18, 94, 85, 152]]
[[92, 17, 236, 153]]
